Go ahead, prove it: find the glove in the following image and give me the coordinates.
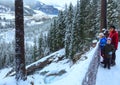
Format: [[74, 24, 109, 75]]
[[108, 52, 112, 55]]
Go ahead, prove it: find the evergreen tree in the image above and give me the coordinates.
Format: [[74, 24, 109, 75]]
[[79, 0, 91, 38], [69, 0, 81, 59], [69, 0, 99, 59], [38, 34, 43, 58], [47, 0, 100, 61], [42, 35, 49, 56], [56, 11, 66, 50], [117, 2, 120, 27], [48, 24, 53, 52], [48, 20, 57, 52], [25, 43, 34, 64], [33, 38, 38, 61], [86, 0, 100, 37], [65, 3, 74, 58], [107, 0, 119, 27]]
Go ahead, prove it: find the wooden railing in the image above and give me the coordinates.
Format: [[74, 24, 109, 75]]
[[82, 43, 100, 85]]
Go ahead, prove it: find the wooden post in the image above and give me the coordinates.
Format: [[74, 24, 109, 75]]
[[100, 0, 107, 32], [15, 0, 27, 80]]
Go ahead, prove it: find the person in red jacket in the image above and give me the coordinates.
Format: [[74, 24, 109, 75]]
[[109, 25, 119, 66]]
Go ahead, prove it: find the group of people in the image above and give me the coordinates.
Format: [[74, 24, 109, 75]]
[[99, 25, 119, 69]]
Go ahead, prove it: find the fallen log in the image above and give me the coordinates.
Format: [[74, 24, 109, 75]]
[[4, 49, 65, 78], [27, 57, 53, 75], [4, 57, 53, 78]]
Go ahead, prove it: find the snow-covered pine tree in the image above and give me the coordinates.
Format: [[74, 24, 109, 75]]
[[85, 0, 100, 37], [56, 11, 66, 50], [72, 0, 92, 53], [0, 42, 6, 68], [69, 0, 81, 59], [38, 34, 43, 58], [42, 34, 49, 56], [6, 42, 15, 66], [79, 0, 91, 38], [63, 4, 68, 27], [107, 0, 119, 27], [69, 0, 99, 60], [33, 38, 38, 61], [48, 24, 53, 52], [117, 0, 120, 27], [0, 41, 15, 68], [48, 20, 57, 52], [25, 43, 34, 64], [65, 3, 74, 59]]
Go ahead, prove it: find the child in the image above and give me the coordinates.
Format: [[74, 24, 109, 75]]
[[99, 33, 107, 63], [103, 38, 115, 69]]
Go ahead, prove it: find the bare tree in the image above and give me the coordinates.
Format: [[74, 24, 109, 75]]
[[15, 0, 27, 81]]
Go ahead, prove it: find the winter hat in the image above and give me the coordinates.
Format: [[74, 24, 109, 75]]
[[92, 40, 97, 43], [102, 28, 105, 31], [110, 25, 116, 29], [107, 37, 112, 41], [99, 33, 104, 36]]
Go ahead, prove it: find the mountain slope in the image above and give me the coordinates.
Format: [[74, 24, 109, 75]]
[[32, 1, 59, 15], [0, 4, 11, 13], [0, 3, 36, 16], [0, 0, 59, 15]]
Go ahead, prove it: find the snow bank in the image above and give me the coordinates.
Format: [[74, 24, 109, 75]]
[[47, 43, 99, 85]]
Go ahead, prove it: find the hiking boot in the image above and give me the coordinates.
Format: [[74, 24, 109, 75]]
[[111, 62, 116, 66], [104, 65, 106, 68], [108, 66, 111, 69], [101, 61, 105, 64]]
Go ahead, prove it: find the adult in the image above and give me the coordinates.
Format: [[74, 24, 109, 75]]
[[102, 29, 109, 38], [109, 25, 119, 66]]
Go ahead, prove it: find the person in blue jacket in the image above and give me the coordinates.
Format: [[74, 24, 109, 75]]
[[99, 33, 107, 64]]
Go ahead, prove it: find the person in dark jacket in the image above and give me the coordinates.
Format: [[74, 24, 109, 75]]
[[109, 25, 119, 66], [103, 38, 115, 69]]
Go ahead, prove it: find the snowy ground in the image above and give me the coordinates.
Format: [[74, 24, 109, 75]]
[[96, 43, 120, 85], [1, 43, 120, 85], [0, 49, 71, 85], [0, 45, 98, 85]]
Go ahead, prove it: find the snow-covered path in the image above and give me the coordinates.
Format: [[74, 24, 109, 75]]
[[96, 43, 120, 85]]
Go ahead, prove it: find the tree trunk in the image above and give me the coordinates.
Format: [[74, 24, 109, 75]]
[[15, 0, 27, 81], [101, 0, 107, 31]]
